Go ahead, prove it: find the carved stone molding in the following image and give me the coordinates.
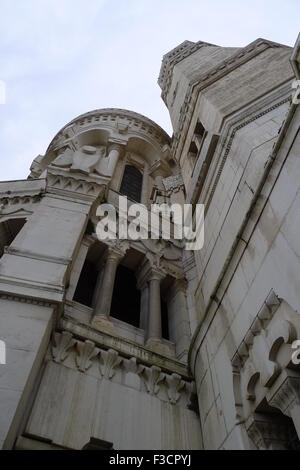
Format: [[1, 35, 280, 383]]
[[99, 348, 123, 380], [165, 373, 185, 404], [139, 365, 165, 396], [232, 289, 282, 370], [49, 330, 194, 407], [231, 294, 300, 448], [46, 170, 107, 200], [51, 145, 107, 176], [0, 293, 55, 308], [75, 340, 99, 372], [0, 179, 45, 220], [246, 413, 297, 450], [52, 331, 76, 363], [268, 375, 300, 418]]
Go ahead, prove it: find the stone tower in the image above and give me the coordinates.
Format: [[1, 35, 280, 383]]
[[0, 34, 300, 450]]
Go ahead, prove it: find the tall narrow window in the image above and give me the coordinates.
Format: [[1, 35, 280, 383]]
[[188, 120, 206, 169], [120, 165, 143, 202]]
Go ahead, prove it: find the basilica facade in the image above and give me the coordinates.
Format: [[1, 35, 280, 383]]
[[1, 34, 300, 450]]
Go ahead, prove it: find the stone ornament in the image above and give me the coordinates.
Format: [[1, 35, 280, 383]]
[[99, 348, 123, 380], [75, 340, 99, 372], [51, 331, 76, 363], [52, 145, 106, 175], [49, 331, 194, 407], [165, 373, 185, 404], [139, 365, 165, 396]]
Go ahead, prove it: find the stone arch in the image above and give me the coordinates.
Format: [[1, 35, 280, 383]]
[[231, 291, 300, 449]]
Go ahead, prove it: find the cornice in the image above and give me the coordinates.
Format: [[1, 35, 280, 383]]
[[61, 315, 190, 379], [46, 108, 170, 154]]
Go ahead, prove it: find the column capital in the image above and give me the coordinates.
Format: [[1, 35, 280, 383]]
[[246, 413, 295, 450], [104, 240, 129, 262], [173, 278, 188, 293], [136, 259, 166, 290], [107, 140, 127, 153], [82, 234, 96, 248], [147, 267, 166, 283], [267, 372, 300, 417]]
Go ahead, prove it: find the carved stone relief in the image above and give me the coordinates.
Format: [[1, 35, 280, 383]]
[[49, 331, 194, 407]]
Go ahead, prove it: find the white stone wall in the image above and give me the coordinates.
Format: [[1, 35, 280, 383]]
[[190, 99, 300, 449], [25, 334, 201, 450]]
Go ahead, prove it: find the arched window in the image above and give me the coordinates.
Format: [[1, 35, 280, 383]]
[[119, 165, 143, 202]]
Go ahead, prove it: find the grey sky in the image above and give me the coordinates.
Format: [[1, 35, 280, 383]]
[[0, 0, 299, 181]]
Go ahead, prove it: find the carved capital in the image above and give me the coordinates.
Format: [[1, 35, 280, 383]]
[[268, 375, 300, 417], [246, 413, 295, 450]]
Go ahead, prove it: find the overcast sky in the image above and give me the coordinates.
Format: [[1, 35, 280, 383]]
[[0, 0, 299, 181]]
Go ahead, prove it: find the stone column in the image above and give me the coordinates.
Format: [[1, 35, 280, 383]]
[[167, 279, 190, 361], [106, 144, 123, 177], [91, 245, 125, 332], [147, 271, 163, 341], [139, 283, 149, 331]]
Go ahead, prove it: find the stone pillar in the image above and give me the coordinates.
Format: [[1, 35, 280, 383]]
[[139, 283, 149, 330], [91, 245, 125, 332], [106, 144, 123, 177], [167, 279, 191, 361], [141, 162, 149, 206], [147, 271, 163, 341]]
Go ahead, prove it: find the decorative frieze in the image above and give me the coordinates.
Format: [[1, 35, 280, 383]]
[[49, 331, 194, 407], [46, 170, 107, 200]]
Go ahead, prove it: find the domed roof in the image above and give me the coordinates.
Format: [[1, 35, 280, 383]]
[[46, 108, 171, 154]]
